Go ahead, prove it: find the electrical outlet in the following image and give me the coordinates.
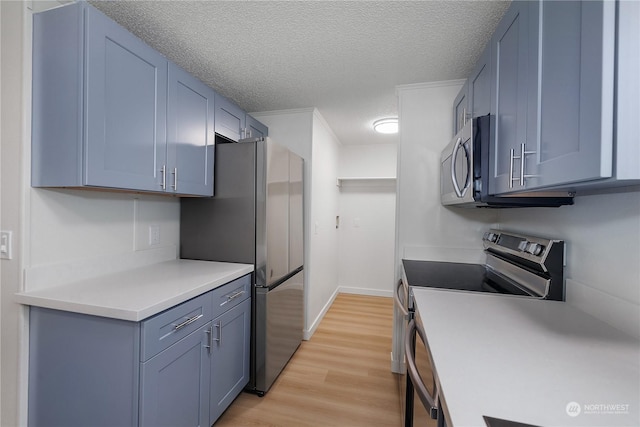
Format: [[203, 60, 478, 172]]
[[148, 224, 160, 246], [1, 231, 13, 260]]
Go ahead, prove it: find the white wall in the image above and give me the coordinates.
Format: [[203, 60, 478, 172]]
[[1, 3, 28, 424], [308, 111, 341, 335], [395, 81, 498, 271], [498, 191, 640, 338], [1, 4, 182, 425], [338, 144, 397, 296], [392, 81, 499, 372], [0, 2, 4, 422], [393, 78, 640, 368], [252, 108, 342, 339], [339, 144, 397, 178]]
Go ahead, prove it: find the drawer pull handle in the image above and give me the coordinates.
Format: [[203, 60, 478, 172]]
[[220, 290, 246, 306], [174, 313, 203, 331]]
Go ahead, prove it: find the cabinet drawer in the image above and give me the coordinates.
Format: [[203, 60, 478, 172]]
[[141, 292, 212, 361], [212, 274, 251, 319]]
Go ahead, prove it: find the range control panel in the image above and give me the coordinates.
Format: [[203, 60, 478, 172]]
[[482, 229, 563, 266]]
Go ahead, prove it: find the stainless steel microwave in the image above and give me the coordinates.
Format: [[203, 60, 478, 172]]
[[441, 116, 475, 205], [440, 115, 573, 208]]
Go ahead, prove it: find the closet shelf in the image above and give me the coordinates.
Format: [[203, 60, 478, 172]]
[[336, 177, 397, 188]]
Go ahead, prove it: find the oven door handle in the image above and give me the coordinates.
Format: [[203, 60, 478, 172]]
[[394, 279, 409, 318], [405, 319, 438, 420]]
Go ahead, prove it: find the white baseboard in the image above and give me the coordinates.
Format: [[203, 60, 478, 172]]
[[303, 286, 394, 340], [337, 286, 393, 298], [303, 287, 340, 340], [391, 351, 405, 374]]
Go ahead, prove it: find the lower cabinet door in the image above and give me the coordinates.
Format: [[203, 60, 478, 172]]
[[210, 298, 251, 423], [140, 322, 211, 427]]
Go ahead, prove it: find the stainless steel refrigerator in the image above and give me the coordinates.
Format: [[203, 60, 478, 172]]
[[180, 136, 304, 395]]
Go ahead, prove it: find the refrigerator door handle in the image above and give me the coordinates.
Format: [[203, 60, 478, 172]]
[[264, 265, 304, 292]]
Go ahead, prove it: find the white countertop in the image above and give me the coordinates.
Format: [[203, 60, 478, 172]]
[[412, 288, 640, 427], [15, 260, 253, 321]]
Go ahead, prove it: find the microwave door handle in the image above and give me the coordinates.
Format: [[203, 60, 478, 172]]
[[450, 137, 464, 198]]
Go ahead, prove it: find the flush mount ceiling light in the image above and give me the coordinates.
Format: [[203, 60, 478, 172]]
[[373, 118, 398, 134]]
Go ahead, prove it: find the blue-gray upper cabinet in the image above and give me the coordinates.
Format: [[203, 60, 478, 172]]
[[167, 63, 215, 196], [214, 94, 269, 141], [488, 1, 532, 195], [246, 114, 269, 139], [452, 81, 469, 136], [605, 0, 640, 187], [214, 93, 246, 141], [32, 3, 167, 193], [490, 0, 617, 194], [468, 43, 492, 120], [452, 43, 491, 137]]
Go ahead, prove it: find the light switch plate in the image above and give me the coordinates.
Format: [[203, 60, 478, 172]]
[[1, 231, 13, 260]]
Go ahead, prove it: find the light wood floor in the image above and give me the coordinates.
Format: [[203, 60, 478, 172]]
[[215, 293, 403, 426]]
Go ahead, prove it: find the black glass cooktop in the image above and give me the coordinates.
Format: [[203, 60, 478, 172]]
[[402, 259, 530, 296]]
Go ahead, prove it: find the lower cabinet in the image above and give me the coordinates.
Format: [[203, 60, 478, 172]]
[[210, 298, 251, 422], [27, 275, 251, 427], [140, 323, 211, 427]]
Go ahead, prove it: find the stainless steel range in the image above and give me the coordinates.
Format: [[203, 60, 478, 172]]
[[395, 229, 566, 427]]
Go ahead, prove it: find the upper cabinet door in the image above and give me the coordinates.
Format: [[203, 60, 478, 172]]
[[469, 43, 492, 120], [167, 63, 215, 197], [489, 0, 615, 195], [452, 81, 469, 136], [215, 94, 246, 142], [615, 0, 640, 181], [489, 1, 531, 195], [246, 114, 269, 139], [84, 6, 167, 192], [527, 0, 615, 189]]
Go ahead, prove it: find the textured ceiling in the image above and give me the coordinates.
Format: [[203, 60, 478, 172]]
[[90, 0, 510, 145]]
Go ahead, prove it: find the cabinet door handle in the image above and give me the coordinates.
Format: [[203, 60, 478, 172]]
[[204, 326, 213, 354], [213, 321, 222, 344], [509, 144, 537, 189], [519, 143, 537, 186], [509, 148, 519, 189], [160, 165, 167, 190], [171, 167, 177, 191], [174, 313, 203, 331]]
